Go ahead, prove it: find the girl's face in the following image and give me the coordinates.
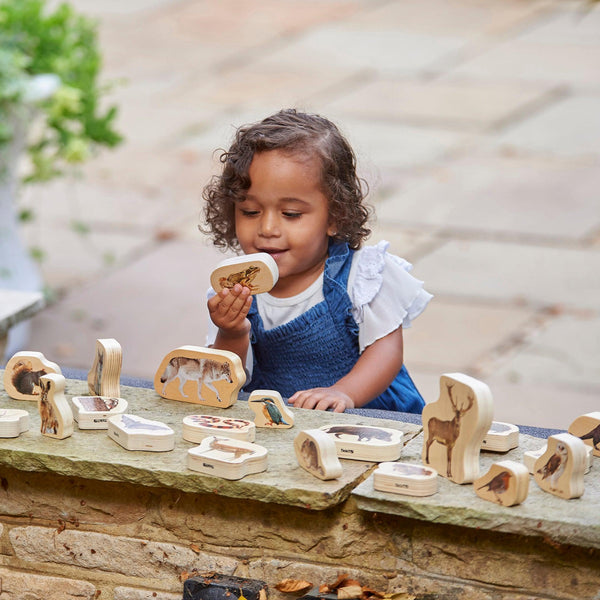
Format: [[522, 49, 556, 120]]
[[235, 149, 335, 298]]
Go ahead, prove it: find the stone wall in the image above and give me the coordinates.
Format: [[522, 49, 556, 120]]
[[0, 465, 598, 600]]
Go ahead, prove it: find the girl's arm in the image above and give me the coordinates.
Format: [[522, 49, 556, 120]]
[[289, 327, 404, 412], [207, 283, 253, 366]]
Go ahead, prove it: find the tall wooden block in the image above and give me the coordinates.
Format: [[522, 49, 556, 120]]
[[3, 351, 61, 401], [38, 373, 73, 440], [87, 338, 122, 398], [474, 460, 529, 506], [534, 432, 587, 499], [568, 412, 600, 458], [422, 373, 494, 484], [155, 346, 245, 408]]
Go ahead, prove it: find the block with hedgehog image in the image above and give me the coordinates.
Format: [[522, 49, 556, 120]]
[[3, 351, 61, 401], [155, 346, 245, 408], [294, 429, 342, 481], [422, 373, 493, 484], [474, 460, 529, 507], [38, 373, 73, 440], [87, 338, 122, 398], [210, 253, 278, 295], [534, 432, 587, 499]]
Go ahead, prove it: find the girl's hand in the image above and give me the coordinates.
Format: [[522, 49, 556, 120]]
[[288, 387, 355, 413], [208, 284, 252, 338]]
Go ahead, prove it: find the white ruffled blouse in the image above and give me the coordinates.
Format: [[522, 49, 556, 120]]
[[206, 241, 432, 353]]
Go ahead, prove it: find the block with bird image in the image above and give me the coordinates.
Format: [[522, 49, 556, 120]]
[[187, 435, 268, 480], [474, 460, 529, 506], [38, 373, 73, 440], [3, 351, 62, 401], [534, 433, 587, 499], [210, 252, 278, 295], [107, 414, 175, 452], [294, 429, 343, 480], [248, 390, 294, 428], [422, 373, 494, 484], [155, 346, 245, 408], [524, 442, 593, 475], [568, 412, 600, 458], [87, 338, 122, 398]]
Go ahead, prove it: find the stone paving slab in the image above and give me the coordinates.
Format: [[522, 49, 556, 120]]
[[414, 239, 600, 311], [0, 375, 420, 510], [375, 156, 600, 241], [353, 431, 600, 549]]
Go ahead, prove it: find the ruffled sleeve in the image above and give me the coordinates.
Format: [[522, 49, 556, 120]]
[[349, 240, 433, 352]]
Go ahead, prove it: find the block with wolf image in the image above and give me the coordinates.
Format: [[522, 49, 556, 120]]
[[3, 351, 62, 401], [154, 346, 246, 408], [422, 373, 493, 484]]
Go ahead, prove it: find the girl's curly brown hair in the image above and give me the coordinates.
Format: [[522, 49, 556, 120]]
[[201, 109, 371, 251]]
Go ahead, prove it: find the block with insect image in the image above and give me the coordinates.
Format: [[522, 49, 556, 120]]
[[155, 346, 245, 408], [568, 412, 600, 458], [534, 432, 587, 500], [3, 351, 61, 401], [248, 389, 294, 428], [38, 373, 73, 440], [187, 435, 268, 480], [87, 338, 122, 398], [210, 252, 278, 295], [319, 424, 403, 462], [422, 373, 493, 484], [474, 460, 529, 507], [294, 429, 342, 481]]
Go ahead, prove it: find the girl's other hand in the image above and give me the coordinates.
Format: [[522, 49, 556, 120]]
[[288, 387, 355, 413], [207, 284, 252, 337]]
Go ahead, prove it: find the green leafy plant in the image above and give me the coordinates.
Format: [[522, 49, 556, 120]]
[[0, 0, 122, 183]]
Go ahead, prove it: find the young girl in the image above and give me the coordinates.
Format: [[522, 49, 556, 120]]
[[202, 109, 432, 414]]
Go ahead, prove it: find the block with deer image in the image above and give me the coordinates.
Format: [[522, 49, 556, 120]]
[[3, 351, 62, 401], [568, 412, 600, 458], [87, 338, 122, 398], [474, 460, 529, 506], [422, 373, 493, 484], [154, 346, 246, 408], [534, 433, 587, 499], [38, 373, 73, 440]]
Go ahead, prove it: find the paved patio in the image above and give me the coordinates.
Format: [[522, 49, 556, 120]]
[[10, 0, 600, 428]]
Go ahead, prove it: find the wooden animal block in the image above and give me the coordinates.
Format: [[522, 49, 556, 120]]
[[248, 390, 294, 428], [534, 433, 587, 499], [422, 373, 494, 484], [71, 396, 128, 430], [87, 338, 122, 398], [210, 253, 278, 295], [3, 351, 61, 401], [182, 414, 256, 443], [187, 435, 268, 480], [524, 443, 593, 475], [474, 460, 529, 506], [319, 424, 403, 462], [481, 421, 520, 453], [294, 429, 342, 481], [373, 462, 438, 497], [155, 346, 245, 408], [107, 414, 175, 452], [38, 373, 73, 440], [0, 408, 30, 438], [568, 412, 600, 458]]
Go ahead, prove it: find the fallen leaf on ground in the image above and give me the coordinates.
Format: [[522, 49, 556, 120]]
[[275, 579, 313, 594], [337, 585, 363, 599]]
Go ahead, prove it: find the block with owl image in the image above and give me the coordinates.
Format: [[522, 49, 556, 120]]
[[534, 433, 587, 499]]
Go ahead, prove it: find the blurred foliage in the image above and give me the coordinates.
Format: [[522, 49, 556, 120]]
[[0, 0, 122, 183]]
